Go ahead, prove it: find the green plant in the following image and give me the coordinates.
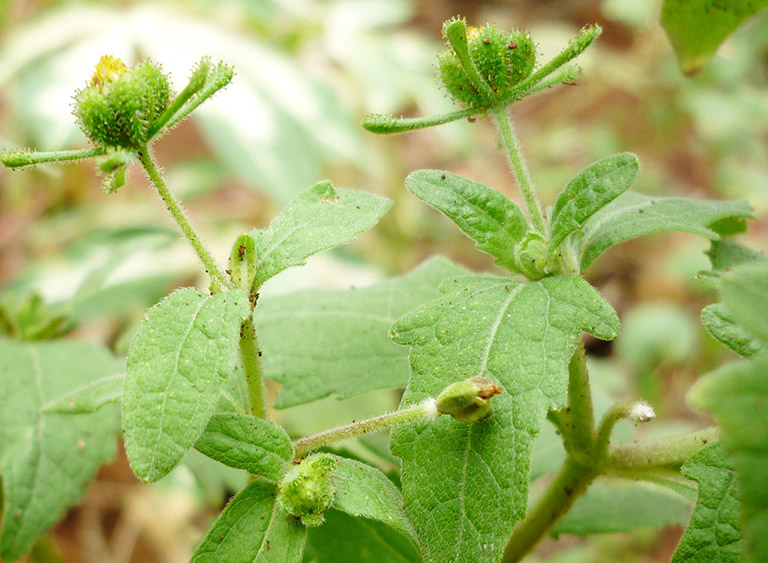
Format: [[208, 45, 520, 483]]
[[1, 13, 767, 563]]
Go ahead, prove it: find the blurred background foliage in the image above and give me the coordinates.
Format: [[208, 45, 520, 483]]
[[0, 0, 767, 561]]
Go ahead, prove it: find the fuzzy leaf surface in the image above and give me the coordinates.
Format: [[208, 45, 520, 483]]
[[329, 456, 417, 542], [701, 304, 762, 357], [41, 372, 124, 414], [191, 480, 306, 562], [689, 265, 768, 561], [689, 355, 768, 561], [0, 339, 119, 560], [250, 181, 391, 288], [554, 480, 692, 536], [194, 413, 293, 480], [307, 510, 422, 562], [123, 287, 249, 483], [578, 192, 752, 271], [549, 153, 639, 254], [405, 170, 526, 270], [662, 0, 768, 74], [390, 274, 619, 562], [256, 257, 468, 408], [672, 441, 742, 562]]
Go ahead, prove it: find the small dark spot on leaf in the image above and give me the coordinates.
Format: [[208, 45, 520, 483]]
[[508, 42, 518, 49]]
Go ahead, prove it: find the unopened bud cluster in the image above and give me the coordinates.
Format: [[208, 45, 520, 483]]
[[73, 55, 170, 150], [277, 454, 337, 527], [438, 19, 536, 108]]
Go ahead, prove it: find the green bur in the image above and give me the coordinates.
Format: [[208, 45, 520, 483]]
[[277, 454, 338, 527]]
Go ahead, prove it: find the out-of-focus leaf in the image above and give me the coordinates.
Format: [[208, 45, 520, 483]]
[[41, 372, 124, 414], [554, 480, 692, 536], [307, 510, 422, 562], [0, 338, 120, 560], [256, 257, 468, 408], [672, 441, 742, 562], [701, 303, 762, 357], [661, 0, 768, 74]]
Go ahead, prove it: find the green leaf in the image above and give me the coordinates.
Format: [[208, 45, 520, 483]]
[[661, 0, 768, 74], [194, 413, 293, 480], [689, 355, 768, 561], [122, 287, 249, 483], [553, 480, 693, 536], [707, 239, 766, 272], [191, 479, 306, 562], [404, 170, 527, 270], [256, 257, 469, 408], [672, 441, 742, 562], [701, 304, 762, 357], [40, 372, 124, 414], [390, 274, 619, 562], [577, 192, 752, 271], [328, 456, 417, 543], [307, 510, 422, 562], [720, 263, 768, 344], [0, 338, 120, 560], [250, 181, 391, 288], [549, 153, 639, 256]]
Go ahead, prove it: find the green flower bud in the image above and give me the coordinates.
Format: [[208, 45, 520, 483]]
[[516, 231, 548, 280], [73, 55, 171, 150], [97, 149, 132, 194], [277, 454, 337, 527], [435, 376, 503, 423], [439, 20, 536, 108], [228, 233, 257, 294]]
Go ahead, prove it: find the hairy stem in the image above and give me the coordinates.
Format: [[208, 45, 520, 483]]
[[137, 147, 229, 291], [1, 146, 105, 168], [293, 399, 439, 459], [492, 106, 547, 235], [501, 459, 597, 563], [606, 426, 720, 473], [240, 316, 268, 420]]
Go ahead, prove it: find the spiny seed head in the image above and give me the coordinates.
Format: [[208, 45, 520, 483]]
[[277, 454, 337, 527], [73, 56, 170, 150], [438, 22, 536, 108]]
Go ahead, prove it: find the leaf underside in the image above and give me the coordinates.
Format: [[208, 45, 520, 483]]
[[122, 287, 249, 482], [390, 274, 619, 562], [578, 192, 752, 271], [0, 339, 120, 560]]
